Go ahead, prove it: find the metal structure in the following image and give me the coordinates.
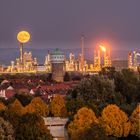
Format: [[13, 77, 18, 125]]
[[17, 31, 30, 71], [80, 34, 85, 71], [128, 51, 140, 70]]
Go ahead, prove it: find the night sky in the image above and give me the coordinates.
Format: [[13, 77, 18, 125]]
[[0, 0, 140, 64]]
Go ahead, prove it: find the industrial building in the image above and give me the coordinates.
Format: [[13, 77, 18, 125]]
[[7, 51, 38, 73], [128, 51, 140, 71], [93, 44, 111, 71], [50, 49, 65, 82]]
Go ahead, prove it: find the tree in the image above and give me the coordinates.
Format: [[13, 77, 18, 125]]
[[99, 67, 116, 79], [66, 98, 85, 116], [0, 117, 15, 140], [5, 96, 16, 106], [68, 76, 117, 115], [100, 104, 131, 137], [0, 102, 6, 111], [50, 95, 67, 117], [30, 97, 49, 117], [68, 107, 98, 139], [16, 113, 53, 140], [8, 99, 23, 115], [22, 103, 35, 115], [76, 76, 115, 104], [35, 87, 42, 97], [72, 124, 109, 140], [130, 103, 140, 137], [47, 73, 53, 82], [3, 99, 23, 128], [120, 102, 136, 115], [14, 93, 33, 106], [64, 72, 70, 81], [114, 70, 139, 104]]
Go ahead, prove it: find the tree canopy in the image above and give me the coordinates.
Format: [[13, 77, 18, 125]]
[[71, 124, 109, 140], [16, 113, 53, 140], [130, 103, 140, 137], [29, 97, 49, 117], [68, 107, 98, 139], [100, 104, 131, 137], [50, 95, 67, 117], [0, 102, 6, 111], [0, 117, 15, 140]]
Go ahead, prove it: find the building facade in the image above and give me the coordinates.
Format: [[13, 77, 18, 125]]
[[50, 49, 65, 82]]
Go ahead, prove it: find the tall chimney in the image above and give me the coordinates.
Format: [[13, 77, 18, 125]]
[[81, 34, 85, 71]]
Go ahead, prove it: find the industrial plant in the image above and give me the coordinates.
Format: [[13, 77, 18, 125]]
[[0, 32, 140, 78], [128, 51, 140, 71]]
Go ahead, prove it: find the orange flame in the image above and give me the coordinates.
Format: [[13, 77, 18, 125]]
[[99, 45, 106, 52]]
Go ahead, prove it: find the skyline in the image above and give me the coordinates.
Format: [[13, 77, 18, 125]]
[[0, 47, 139, 66], [0, 0, 140, 51]]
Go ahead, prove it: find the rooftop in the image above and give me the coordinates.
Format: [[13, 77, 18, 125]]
[[51, 49, 64, 55]]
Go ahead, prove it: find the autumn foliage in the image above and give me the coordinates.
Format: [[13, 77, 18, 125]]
[[0, 98, 52, 140], [100, 104, 131, 137], [50, 95, 67, 117], [22, 103, 35, 115], [29, 97, 49, 117], [8, 99, 23, 115], [0, 117, 15, 140], [68, 107, 98, 139], [0, 102, 6, 111], [130, 103, 140, 137]]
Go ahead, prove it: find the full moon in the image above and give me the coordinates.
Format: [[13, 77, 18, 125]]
[[17, 31, 30, 43]]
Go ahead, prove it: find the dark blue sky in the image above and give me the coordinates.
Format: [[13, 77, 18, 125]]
[[0, 0, 140, 51]]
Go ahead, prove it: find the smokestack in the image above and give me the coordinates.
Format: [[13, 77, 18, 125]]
[[81, 34, 85, 71]]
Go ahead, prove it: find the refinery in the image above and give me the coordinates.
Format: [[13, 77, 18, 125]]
[[0, 31, 140, 80]]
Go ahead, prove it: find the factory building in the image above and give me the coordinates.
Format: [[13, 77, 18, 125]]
[[93, 44, 111, 71], [7, 51, 38, 73], [128, 51, 140, 71]]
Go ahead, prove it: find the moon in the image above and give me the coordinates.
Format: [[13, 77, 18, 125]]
[[17, 31, 30, 43]]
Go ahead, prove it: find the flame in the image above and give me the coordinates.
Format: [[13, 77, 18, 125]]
[[99, 45, 106, 52]]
